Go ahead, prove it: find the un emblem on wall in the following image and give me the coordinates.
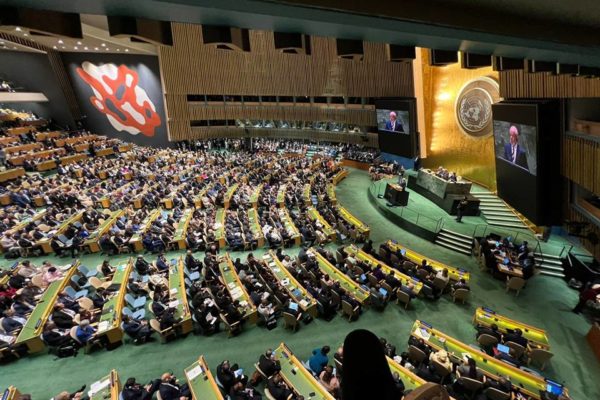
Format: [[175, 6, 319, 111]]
[[455, 77, 501, 138]]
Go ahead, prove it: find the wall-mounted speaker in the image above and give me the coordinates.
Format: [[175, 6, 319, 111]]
[[460, 52, 492, 69], [429, 49, 458, 66], [201, 25, 250, 52], [336, 38, 364, 61], [388, 45, 415, 62]]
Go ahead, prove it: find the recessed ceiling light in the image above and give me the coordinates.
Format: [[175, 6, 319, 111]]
[[117, 49, 120, 51], [13, 46, 17, 49], [77, 41, 82, 45], [105, 47, 109, 51], [58, 39, 64, 44], [15, 27, 22, 31], [53, 45, 57, 49], [94, 47, 99, 51], [125, 49, 129, 52], [23, 33, 28, 37], [84, 46, 88, 50], [101, 43, 106, 47], [61, 46, 66, 49], [74, 46, 78, 50]]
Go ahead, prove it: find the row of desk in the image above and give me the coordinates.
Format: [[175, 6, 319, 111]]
[[307, 207, 336, 241], [38, 211, 85, 254], [218, 254, 257, 323], [171, 208, 194, 250], [385, 240, 470, 283], [215, 208, 226, 248], [223, 183, 239, 209], [343, 245, 423, 295], [130, 209, 161, 251], [247, 208, 265, 247], [169, 257, 193, 334], [95, 260, 133, 345], [309, 248, 370, 305], [84, 210, 125, 253], [262, 251, 318, 317], [411, 320, 560, 399], [15, 262, 79, 353], [279, 208, 302, 246], [336, 205, 370, 238], [473, 306, 550, 350]]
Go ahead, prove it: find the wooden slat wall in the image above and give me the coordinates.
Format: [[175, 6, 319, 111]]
[[186, 127, 378, 146], [159, 23, 414, 141], [568, 207, 600, 259], [562, 134, 600, 195], [500, 69, 600, 98], [187, 104, 375, 125]]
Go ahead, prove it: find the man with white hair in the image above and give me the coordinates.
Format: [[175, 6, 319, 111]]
[[385, 111, 405, 132], [503, 125, 529, 170]]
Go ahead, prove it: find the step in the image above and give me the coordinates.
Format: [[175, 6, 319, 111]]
[[440, 228, 473, 241], [437, 232, 473, 248], [483, 217, 524, 226], [435, 235, 473, 252], [485, 220, 529, 229], [537, 264, 564, 273], [539, 270, 565, 278], [534, 256, 563, 265], [481, 210, 518, 217], [478, 201, 507, 206], [435, 238, 472, 255], [479, 204, 509, 209], [533, 253, 563, 261]]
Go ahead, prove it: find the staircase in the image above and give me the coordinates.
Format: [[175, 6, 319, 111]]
[[471, 190, 528, 230], [534, 252, 566, 278], [434, 228, 474, 255]]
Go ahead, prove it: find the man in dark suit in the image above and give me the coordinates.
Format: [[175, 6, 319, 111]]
[[503, 328, 528, 348], [258, 349, 280, 377], [158, 372, 191, 400], [384, 111, 405, 133], [502, 125, 529, 170], [476, 323, 502, 343]]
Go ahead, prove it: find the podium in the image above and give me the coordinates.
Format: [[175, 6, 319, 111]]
[[384, 183, 409, 206]]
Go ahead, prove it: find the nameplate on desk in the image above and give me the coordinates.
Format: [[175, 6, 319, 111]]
[[186, 365, 203, 381]]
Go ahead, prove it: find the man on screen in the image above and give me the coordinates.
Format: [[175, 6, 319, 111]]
[[385, 111, 405, 133], [502, 125, 529, 170]]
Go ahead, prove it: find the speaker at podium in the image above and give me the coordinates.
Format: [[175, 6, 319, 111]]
[[384, 183, 409, 206]]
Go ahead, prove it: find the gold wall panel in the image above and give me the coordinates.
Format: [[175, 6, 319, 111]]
[[158, 23, 414, 141], [419, 49, 498, 190]]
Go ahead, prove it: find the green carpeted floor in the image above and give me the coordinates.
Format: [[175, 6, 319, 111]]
[[1, 169, 598, 399]]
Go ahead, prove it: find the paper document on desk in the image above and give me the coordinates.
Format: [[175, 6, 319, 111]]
[[415, 327, 431, 341], [170, 288, 178, 295], [227, 282, 236, 289], [89, 378, 110, 396], [97, 320, 110, 332], [186, 365, 203, 380], [230, 287, 243, 300], [281, 278, 290, 286], [169, 300, 179, 308]]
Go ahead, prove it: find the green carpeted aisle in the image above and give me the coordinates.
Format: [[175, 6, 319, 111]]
[[1, 169, 598, 399]]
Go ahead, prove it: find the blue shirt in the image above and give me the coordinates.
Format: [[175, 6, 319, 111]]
[[308, 348, 328, 374], [76, 326, 95, 343]]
